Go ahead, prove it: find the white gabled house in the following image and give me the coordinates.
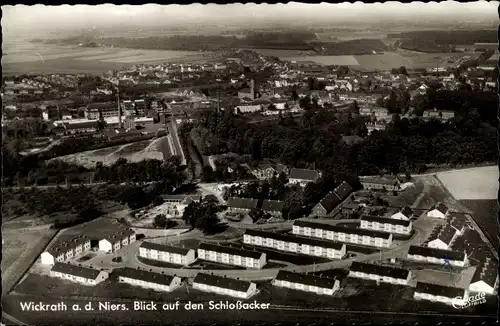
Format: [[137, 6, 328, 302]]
[[41, 235, 91, 265], [272, 270, 340, 295], [192, 273, 257, 299], [98, 228, 136, 253], [114, 267, 182, 292], [50, 262, 109, 286], [427, 202, 449, 219]]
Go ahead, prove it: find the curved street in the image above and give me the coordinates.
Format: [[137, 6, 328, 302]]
[[81, 222, 429, 281]]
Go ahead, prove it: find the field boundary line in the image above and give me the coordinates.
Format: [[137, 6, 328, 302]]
[[4, 229, 61, 296]]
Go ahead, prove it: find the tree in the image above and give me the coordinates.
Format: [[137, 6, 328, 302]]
[[153, 214, 169, 228], [399, 66, 408, 76]]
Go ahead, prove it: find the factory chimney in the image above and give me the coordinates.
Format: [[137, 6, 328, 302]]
[[117, 85, 122, 129], [250, 79, 255, 100]]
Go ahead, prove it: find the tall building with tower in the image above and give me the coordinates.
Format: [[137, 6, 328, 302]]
[[238, 79, 256, 100]]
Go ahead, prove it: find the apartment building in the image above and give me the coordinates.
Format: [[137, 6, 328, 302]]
[[50, 262, 109, 286], [192, 273, 257, 299], [197, 243, 267, 269], [41, 235, 92, 265], [98, 228, 136, 253], [114, 267, 182, 292], [272, 270, 340, 295], [448, 212, 468, 235], [243, 229, 347, 259], [407, 245, 467, 267], [360, 215, 413, 235], [414, 282, 468, 306], [138, 241, 196, 266], [292, 220, 393, 248], [348, 262, 411, 285]]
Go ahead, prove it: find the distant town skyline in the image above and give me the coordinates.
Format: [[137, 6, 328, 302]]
[[2, 1, 498, 32]]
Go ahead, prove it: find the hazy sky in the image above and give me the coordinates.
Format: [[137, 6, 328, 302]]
[[2, 1, 498, 31]]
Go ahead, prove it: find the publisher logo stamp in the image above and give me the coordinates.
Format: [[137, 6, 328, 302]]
[[452, 292, 487, 309]]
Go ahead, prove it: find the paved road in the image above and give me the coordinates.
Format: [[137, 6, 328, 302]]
[[79, 221, 427, 281]]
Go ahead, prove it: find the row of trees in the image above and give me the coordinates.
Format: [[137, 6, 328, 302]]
[[188, 101, 496, 178], [93, 156, 186, 191]]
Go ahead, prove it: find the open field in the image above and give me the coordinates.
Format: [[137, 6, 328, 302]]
[[276, 50, 480, 70], [52, 136, 172, 169], [1, 225, 58, 296], [2, 41, 217, 75], [114, 140, 152, 155], [281, 55, 360, 65], [437, 166, 498, 200]]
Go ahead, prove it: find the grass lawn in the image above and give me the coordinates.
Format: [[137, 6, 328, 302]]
[[345, 244, 381, 254], [177, 239, 201, 250], [91, 145, 122, 156], [137, 256, 184, 268], [186, 261, 246, 270], [114, 140, 152, 155], [14, 273, 223, 302], [414, 184, 449, 210], [264, 262, 288, 269]]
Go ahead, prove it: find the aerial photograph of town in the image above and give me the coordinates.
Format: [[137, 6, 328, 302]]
[[1, 2, 499, 325]]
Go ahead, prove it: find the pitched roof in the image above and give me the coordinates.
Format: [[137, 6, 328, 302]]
[[113, 267, 178, 286], [317, 191, 342, 213], [140, 242, 191, 256], [101, 228, 136, 243], [448, 212, 467, 232], [360, 176, 400, 186], [51, 262, 103, 279], [198, 243, 264, 260], [289, 168, 320, 182], [261, 200, 284, 213], [415, 282, 466, 298], [470, 257, 498, 288], [400, 206, 414, 218], [435, 224, 457, 246], [361, 215, 411, 227], [334, 181, 353, 201], [244, 229, 346, 250], [429, 202, 449, 215], [407, 245, 465, 261], [47, 234, 91, 256], [227, 197, 259, 210], [193, 273, 253, 292], [160, 194, 202, 203], [275, 270, 338, 289], [350, 262, 410, 280], [293, 220, 393, 240]]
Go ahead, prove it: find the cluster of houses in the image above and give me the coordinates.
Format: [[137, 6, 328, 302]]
[[41, 228, 136, 266]]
